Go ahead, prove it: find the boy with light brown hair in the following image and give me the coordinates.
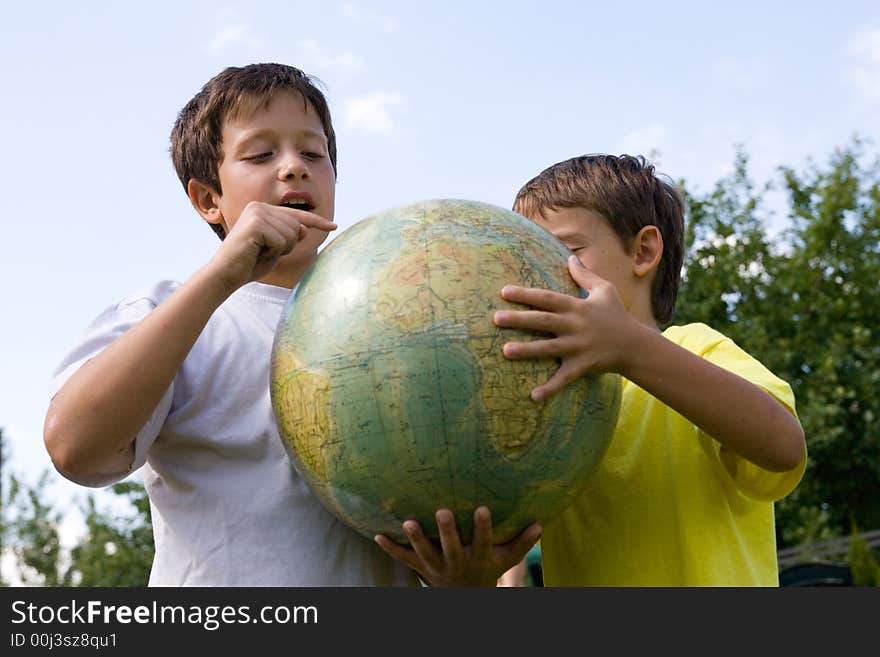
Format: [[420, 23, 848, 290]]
[[496, 154, 807, 585]]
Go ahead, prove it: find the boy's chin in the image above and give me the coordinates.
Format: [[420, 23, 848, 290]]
[[281, 242, 322, 264], [307, 228, 333, 249]]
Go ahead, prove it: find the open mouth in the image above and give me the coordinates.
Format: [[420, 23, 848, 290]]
[[280, 198, 314, 212]]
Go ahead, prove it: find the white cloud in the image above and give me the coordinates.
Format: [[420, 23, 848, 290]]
[[343, 92, 402, 135], [341, 2, 358, 19], [846, 25, 880, 104], [207, 23, 262, 54]]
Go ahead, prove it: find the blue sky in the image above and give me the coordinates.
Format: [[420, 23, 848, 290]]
[[1, 0, 879, 546]]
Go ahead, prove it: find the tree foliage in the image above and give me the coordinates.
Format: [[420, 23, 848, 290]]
[[1, 458, 153, 586], [676, 139, 880, 547], [67, 481, 154, 587], [4, 471, 69, 586]]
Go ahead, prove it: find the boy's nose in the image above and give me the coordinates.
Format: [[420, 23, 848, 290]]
[[278, 157, 309, 181]]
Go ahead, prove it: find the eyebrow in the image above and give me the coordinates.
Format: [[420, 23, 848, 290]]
[[550, 229, 585, 242], [235, 127, 327, 145]]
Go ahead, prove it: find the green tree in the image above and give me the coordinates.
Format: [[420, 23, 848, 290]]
[[3, 460, 153, 586], [778, 143, 880, 539], [848, 529, 880, 586], [5, 471, 70, 586], [676, 139, 880, 547], [68, 481, 153, 586]]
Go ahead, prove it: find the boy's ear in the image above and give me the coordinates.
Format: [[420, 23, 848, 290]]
[[632, 225, 663, 278], [187, 179, 224, 230]]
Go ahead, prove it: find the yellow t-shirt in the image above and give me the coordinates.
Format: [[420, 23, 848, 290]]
[[541, 323, 806, 587]]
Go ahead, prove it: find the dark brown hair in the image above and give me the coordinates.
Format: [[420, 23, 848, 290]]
[[513, 154, 686, 324], [170, 63, 337, 239]]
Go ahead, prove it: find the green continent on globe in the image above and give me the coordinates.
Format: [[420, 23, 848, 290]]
[[270, 199, 621, 544]]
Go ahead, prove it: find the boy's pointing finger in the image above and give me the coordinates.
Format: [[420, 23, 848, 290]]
[[278, 206, 338, 231]]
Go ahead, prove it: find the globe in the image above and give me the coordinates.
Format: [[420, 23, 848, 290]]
[[270, 199, 621, 545]]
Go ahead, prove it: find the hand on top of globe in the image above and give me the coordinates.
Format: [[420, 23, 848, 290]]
[[494, 254, 639, 401], [373, 506, 542, 587]]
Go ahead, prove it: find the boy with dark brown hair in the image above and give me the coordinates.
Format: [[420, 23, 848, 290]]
[[44, 63, 411, 585], [46, 62, 536, 587]]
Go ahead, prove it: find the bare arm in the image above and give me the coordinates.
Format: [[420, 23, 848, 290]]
[[614, 321, 805, 472], [44, 202, 336, 481], [495, 256, 805, 473], [44, 265, 233, 479]]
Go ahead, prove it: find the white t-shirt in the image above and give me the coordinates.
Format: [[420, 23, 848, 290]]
[[50, 280, 419, 587]]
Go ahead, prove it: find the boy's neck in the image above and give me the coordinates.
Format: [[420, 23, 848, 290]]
[[630, 297, 661, 332]]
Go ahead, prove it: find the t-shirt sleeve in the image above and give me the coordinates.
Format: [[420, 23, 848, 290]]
[[698, 332, 807, 503], [48, 291, 174, 488]]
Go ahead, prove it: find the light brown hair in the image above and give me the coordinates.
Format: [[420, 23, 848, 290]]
[[513, 154, 685, 324], [170, 63, 337, 239]]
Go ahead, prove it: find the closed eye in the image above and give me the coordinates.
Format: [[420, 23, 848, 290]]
[[244, 152, 273, 162]]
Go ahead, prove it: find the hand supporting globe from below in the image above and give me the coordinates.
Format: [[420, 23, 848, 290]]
[[270, 199, 621, 544]]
